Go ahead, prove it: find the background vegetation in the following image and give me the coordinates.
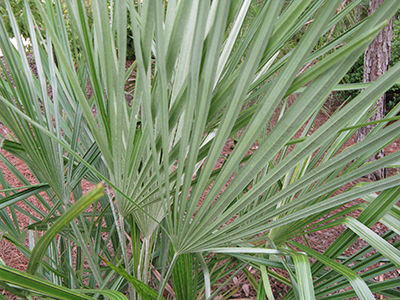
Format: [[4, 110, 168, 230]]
[[338, 17, 400, 110]]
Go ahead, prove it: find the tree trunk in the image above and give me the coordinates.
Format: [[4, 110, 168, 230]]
[[354, 0, 393, 180]]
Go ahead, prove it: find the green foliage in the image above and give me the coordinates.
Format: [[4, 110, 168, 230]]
[[387, 17, 400, 110], [0, 0, 136, 60], [0, 0, 39, 38], [338, 18, 400, 110], [337, 53, 364, 101], [100, 256, 167, 300], [0, 0, 400, 299]]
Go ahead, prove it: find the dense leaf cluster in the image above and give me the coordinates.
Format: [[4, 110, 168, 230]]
[[0, 1, 400, 299]]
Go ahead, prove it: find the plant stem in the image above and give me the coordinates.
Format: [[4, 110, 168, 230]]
[[108, 189, 135, 299], [142, 237, 151, 285], [157, 253, 179, 300]]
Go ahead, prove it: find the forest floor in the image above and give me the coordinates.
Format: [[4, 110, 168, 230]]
[[1, 77, 400, 299]]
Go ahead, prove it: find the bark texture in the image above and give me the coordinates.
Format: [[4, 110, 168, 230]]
[[354, 0, 393, 180]]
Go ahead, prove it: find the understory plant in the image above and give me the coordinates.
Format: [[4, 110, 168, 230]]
[[338, 17, 400, 110], [1, 0, 400, 299]]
